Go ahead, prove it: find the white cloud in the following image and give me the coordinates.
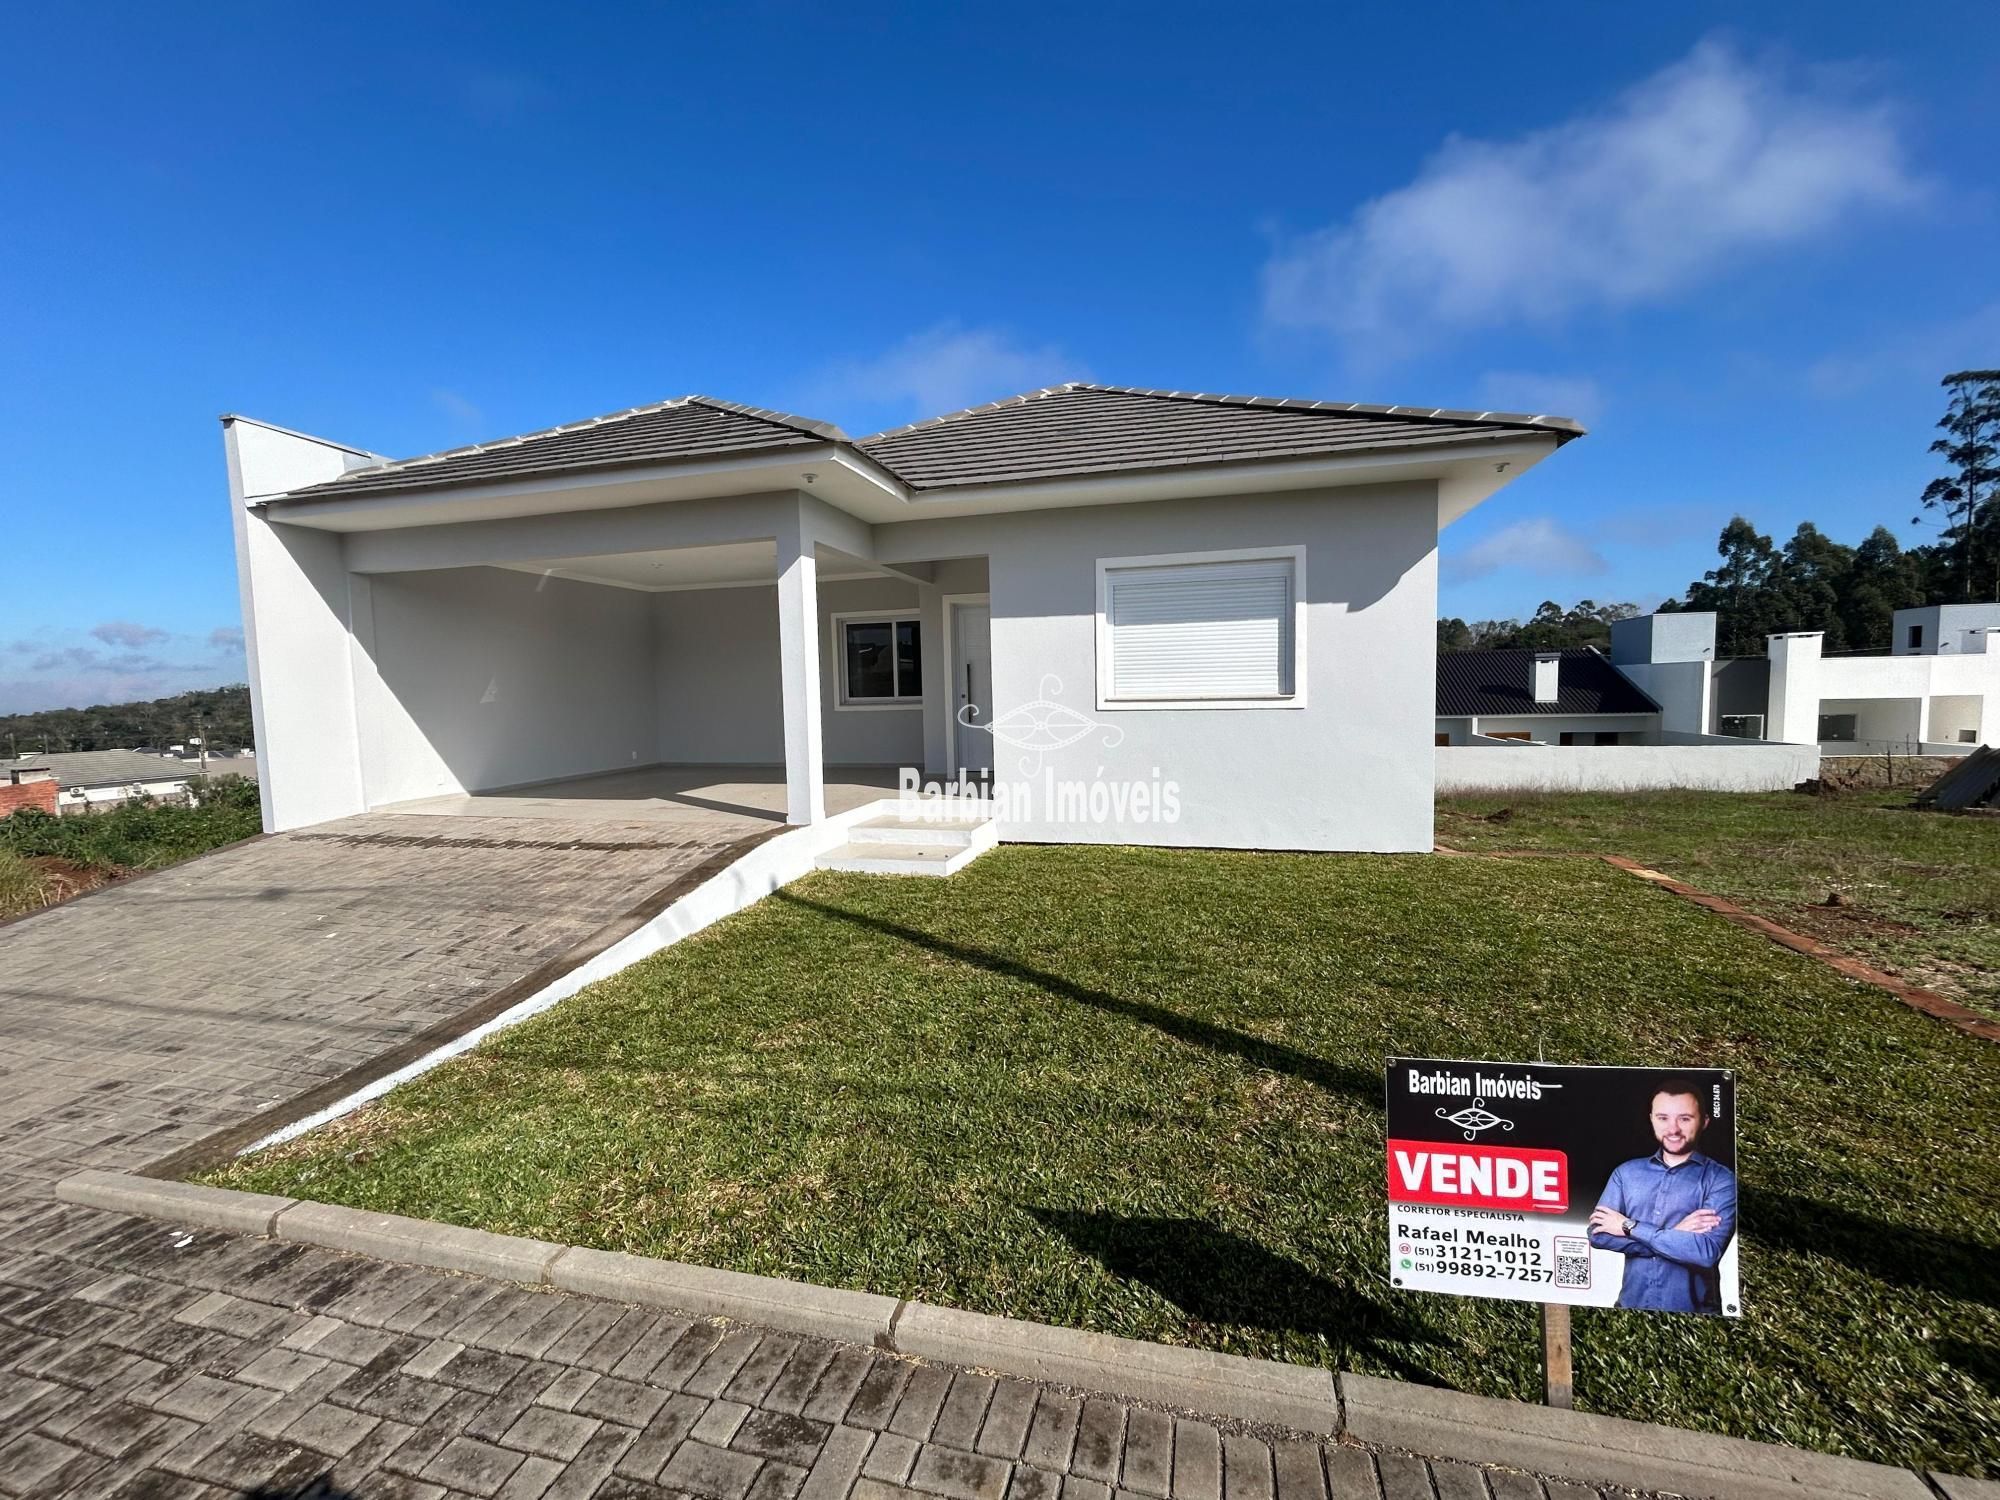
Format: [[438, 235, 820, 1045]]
[[430, 388, 487, 432], [1263, 40, 1925, 360], [0, 625, 248, 715], [1443, 517, 1609, 584], [1475, 372, 1604, 428], [91, 620, 168, 649], [809, 324, 1080, 427]]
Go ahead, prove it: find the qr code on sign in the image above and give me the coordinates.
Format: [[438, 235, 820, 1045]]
[[1554, 1235, 1592, 1289]]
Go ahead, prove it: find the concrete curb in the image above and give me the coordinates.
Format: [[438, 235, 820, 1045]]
[[273, 1202, 567, 1284], [896, 1300, 1339, 1434], [51, 1170, 1984, 1500], [550, 1246, 899, 1349], [56, 1168, 298, 1238], [1340, 1372, 1935, 1500]]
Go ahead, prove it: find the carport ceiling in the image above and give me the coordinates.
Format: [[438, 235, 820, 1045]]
[[497, 541, 883, 593]]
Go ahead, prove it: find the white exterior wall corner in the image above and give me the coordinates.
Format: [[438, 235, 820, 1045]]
[[1610, 610, 1715, 666], [225, 420, 374, 832], [877, 482, 1441, 853], [355, 566, 658, 806], [1612, 660, 1706, 735]]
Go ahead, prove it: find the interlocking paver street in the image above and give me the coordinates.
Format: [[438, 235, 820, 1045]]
[[0, 810, 1652, 1499]]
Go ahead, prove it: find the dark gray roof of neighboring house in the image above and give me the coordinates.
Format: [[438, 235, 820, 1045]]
[[1436, 649, 1659, 718], [279, 397, 846, 502], [2, 749, 253, 788], [855, 383, 1584, 491]]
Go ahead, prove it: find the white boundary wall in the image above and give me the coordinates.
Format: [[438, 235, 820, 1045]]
[[1436, 741, 1819, 793]]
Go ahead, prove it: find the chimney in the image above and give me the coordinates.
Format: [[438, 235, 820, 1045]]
[[1533, 652, 1561, 704]]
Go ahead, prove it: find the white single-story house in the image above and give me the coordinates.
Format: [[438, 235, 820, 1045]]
[[225, 384, 1580, 853], [1606, 606, 1996, 753], [0, 749, 257, 813], [1434, 649, 1662, 745], [1431, 604, 1995, 795]]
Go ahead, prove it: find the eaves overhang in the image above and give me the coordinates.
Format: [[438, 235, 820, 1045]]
[[256, 430, 1559, 535]]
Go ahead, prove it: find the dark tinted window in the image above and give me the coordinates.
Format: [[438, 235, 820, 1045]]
[[844, 621, 895, 699]]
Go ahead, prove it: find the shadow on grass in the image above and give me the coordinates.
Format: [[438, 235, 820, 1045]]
[[775, 891, 1380, 1107], [1025, 1205, 1445, 1383], [1745, 1188, 1999, 1311], [1938, 1338, 2000, 1398]]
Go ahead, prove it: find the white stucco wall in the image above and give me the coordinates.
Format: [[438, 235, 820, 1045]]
[[355, 566, 658, 804], [1818, 696, 1924, 748], [878, 483, 1440, 852], [1436, 742, 1819, 793], [1614, 659, 1705, 735], [653, 577, 927, 766], [225, 420, 381, 832], [239, 454, 1451, 848], [653, 586, 782, 764], [1930, 694, 1986, 745]]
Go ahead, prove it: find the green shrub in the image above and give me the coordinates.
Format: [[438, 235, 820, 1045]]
[[0, 775, 262, 871]]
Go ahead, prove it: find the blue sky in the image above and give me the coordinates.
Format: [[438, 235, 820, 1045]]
[[3, 4, 1995, 712]]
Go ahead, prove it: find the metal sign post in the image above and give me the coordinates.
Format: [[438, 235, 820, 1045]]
[[1540, 1302, 1573, 1408]]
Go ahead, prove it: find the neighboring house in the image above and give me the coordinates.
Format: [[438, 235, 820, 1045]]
[[1435, 649, 1660, 745], [1609, 606, 1996, 753], [2, 766, 59, 818], [0, 750, 256, 814], [224, 384, 1582, 851], [1436, 603, 1995, 795]]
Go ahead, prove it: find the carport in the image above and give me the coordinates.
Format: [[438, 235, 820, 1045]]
[[225, 401, 988, 834]]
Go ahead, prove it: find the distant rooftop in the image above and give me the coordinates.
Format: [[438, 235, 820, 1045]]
[[1436, 648, 1659, 718], [0, 749, 257, 787]]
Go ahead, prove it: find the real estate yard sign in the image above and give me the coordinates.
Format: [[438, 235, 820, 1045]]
[[1386, 1058, 1741, 1318]]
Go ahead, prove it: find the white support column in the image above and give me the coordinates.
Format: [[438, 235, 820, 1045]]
[[1765, 632, 1825, 747], [776, 511, 825, 825]]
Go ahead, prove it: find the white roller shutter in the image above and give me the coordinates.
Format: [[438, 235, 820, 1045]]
[[1104, 555, 1296, 700]]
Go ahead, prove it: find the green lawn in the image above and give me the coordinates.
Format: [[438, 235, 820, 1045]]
[[1437, 788, 2000, 1020], [0, 777, 262, 920], [206, 846, 2000, 1476]]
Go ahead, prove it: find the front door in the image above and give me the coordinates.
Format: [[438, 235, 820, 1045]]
[[950, 601, 994, 778]]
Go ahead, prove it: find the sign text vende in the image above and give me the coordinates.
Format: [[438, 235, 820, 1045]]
[[1387, 1139, 1569, 1212]]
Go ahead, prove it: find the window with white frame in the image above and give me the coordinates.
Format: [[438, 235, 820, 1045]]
[[836, 613, 923, 707], [1096, 547, 1304, 708]]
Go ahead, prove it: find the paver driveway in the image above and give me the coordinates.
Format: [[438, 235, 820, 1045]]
[[0, 813, 1642, 1499]]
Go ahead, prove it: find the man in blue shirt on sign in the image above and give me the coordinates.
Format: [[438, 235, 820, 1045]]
[[1587, 1079, 1737, 1315]]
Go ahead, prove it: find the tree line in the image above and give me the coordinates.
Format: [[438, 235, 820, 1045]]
[[1441, 369, 1998, 658], [0, 684, 253, 757]]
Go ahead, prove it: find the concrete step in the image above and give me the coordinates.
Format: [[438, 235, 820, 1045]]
[[849, 815, 993, 849], [814, 841, 988, 877]]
